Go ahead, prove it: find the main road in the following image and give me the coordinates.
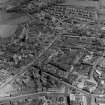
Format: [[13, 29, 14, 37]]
[[0, 91, 68, 104]]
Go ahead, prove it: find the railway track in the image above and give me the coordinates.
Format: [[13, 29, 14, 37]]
[[33, 64, 105, 97], [33, 65, 90, 95]]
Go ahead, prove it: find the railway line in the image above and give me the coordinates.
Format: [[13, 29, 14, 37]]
[[33, 64, 105, 97], [33, 64, 90, 95]]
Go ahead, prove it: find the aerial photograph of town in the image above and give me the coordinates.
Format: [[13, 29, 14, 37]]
[[1, 0, 105, 105]]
